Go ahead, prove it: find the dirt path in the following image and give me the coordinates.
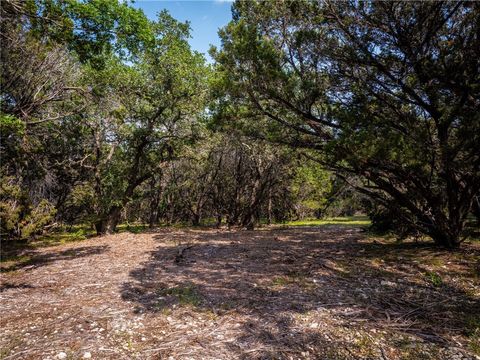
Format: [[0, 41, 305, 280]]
[[1, 226, 479, 359]]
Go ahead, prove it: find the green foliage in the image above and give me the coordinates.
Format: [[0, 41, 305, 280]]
[[158, 284, 201, 307], [20, 199, 57, 238], [0, 113, 25, 136], [21, 0, 154, 68], [424, 271, 443, 288], [291, 161, 332, 218], [367, 204, 419, 241], [1, 0, 211, 236], [212, 1, 480, 248], [0, 179, 24, 236], [0, 177, 56, 240]]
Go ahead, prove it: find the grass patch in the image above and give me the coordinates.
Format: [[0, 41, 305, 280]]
[[464, 314, 480, 355], [424, 271, 443, 287], [271, 271, 315, 289], [157, 284, 202, 307], [117, 223, 149, 234], [271, 276, 292, 286], [36, 226, 94, 246], [464, 314, 480, 337], [1, 225, 95, 271], [423, 256, 444, 267], [0, 254, 32, 267], [354, 334, 378, 358], [281, 215, 371, 227]]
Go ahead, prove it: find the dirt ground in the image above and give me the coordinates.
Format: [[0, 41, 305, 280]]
[[1, 225, 479, 359]]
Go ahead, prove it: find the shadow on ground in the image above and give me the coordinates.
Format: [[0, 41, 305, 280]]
[[1, 245, 109, 273], [121, 227, 480, 358]]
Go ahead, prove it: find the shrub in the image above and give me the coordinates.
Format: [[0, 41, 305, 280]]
[[0, 177, 56, 240], [368, 203, 419, 241]]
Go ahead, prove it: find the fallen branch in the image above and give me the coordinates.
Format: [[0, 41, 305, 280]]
[[175, 244, 194, 264]]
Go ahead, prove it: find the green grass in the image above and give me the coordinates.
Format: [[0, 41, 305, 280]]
[[4, 222, 149, 252], [116, 223, 149, 234], [157, 284, 202, 307], [35, 225, 95, 246], [281, 215, 371, 227], [424, 271, 443, 287]]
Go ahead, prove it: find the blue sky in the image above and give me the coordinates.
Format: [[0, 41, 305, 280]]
[[132, 0, 234, 62]]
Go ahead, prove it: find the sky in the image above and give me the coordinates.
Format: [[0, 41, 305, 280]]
[[131, 0, 234, 62]]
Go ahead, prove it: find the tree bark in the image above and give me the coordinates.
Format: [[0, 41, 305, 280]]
[[267, 188, 272, 225], [191, 213, 201, 226], [149, 186, 161, 228], [429, 229, 460, 249], [215, 214, 222, 228], [472, 196, 480, 225], [95, 206, 121, 235]]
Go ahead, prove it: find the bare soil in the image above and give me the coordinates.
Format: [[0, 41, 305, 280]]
[[1, 226, 479, 359]]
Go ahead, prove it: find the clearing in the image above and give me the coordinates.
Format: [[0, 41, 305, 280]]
[[1, 224, 479, 359]]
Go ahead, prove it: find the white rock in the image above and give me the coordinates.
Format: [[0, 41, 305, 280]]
[[380, 280, 396, 287], [83, 352, 92, 359], [57, 353, 67, 360]]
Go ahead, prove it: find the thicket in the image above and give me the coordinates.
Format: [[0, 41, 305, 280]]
[[1, 0, 478, 248]]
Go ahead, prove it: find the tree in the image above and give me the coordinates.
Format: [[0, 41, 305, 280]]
[[73, 12, 209, 234], [291, 161, 332, 219], [212, 0, 480, 248], [1, 1, 208, 237]]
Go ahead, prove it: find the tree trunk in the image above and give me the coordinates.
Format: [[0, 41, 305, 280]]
[[242, 210, 256, 230], [95, 206, 121, 235], [148, 178, 161, 228], [472, 196, 480, 225], [215, 214, 222, 228], [149, 209, 159, 229], [430, 231, 460, 249], [428, 223, 461, 249], [191, 213, 201, 226], [149, 196, 160, 228], [245, 219, 255, 230], [94, 220, 107, 235], [267, 188, 272, 225]]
